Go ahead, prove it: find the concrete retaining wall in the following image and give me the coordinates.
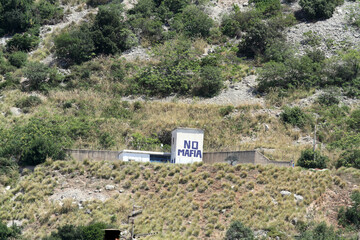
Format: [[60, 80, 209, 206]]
[[66, 149, 291, 167], [66, 149, 119, 161]]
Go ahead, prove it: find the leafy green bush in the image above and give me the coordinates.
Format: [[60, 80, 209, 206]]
[[87, 0, 111, 7], [335, 150, 360, 169], [15, 95, 42, 113], [36, 0, 64, 24], [297, 149, 328, 169], [249, 0, 281, 17], [280, 106, 310, 128], [0, 222, 21, 240], [316, 92, 339, 106], [224, 220, 254, 240], [0, 158, 19, 186], [237, 18, 285, 58], [54, 25, 95, 65], [0, 118, 71, 165], [258, 52, 324, 92], [219, 106, 235, 116], [24, 62, 63, 92], [298, 222, 344, 240], [338, 191, 360, 229], [176, 5, 213, 38], [299, 0, 344, 20], [347, 109, 360, 132], [6, 33, 39, 52], [43, 222, 107, 240], [8, 51, 27, 68], [194, 66, 223, 98]]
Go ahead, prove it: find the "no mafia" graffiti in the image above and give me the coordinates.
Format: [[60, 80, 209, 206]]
[[177, 140, 202, 158]]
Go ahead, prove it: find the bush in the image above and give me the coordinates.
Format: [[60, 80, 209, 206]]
[[15, 95, 42, 113], [338, 191, 360, 229], [237, 18, 284, 58], [6, 33, 39, 52], [224, 220, 254, 240], [297, 149, 328, 169], [87, 0, 111, 7], [219, 106, 235, 116], [316, 92, 339, 106], [43, 223, 106, 240], [8, 51, 27, 68], [280, 106, 310, 128], [24, 62, 63, 92], [298, 222, 343, 240], [0, 118, 71, 165], [194, 66, 223, 98], [177, 5, 213, 38], [348, 109, 360, 132], [299, 0, 344, 20], [54, 25, 95, 65], [0, 222, 21, 240], [249, 0, 281, 17], [0, 158, 19, 186], [336, 150, 360, 169]]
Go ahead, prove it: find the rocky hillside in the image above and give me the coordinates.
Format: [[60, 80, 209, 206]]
[[1, 159, 359, 239], [0, 0, 360, 239]]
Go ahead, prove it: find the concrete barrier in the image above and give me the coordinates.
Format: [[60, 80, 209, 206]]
[[66, 149, 292, 167]]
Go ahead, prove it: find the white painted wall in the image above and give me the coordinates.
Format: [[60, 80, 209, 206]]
[[171, 128, 204, 164], [119, 152, 150, 162]]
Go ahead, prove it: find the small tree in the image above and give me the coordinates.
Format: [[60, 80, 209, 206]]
[[299, 0, 344, 20], [225, 220, 254, 240], [297, 149, 328, 169]]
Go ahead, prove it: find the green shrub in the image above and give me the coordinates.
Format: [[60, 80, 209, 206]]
[[219, 106, 235, 117], [316, 92, 339, 106], [297, 149, 328, 169], [87, 0, 111, 7], [280, 106, 310, 128], [348, 109, 360, 132], [0, 158, 19, 186], [54, 25, 95, 65], [193, 66, 223, 98], [43, 222, 106, 240], [224, 220, 254, 240], [177, 5, 213, 38], [8, 51, 27, 68], [249, 0, 281, 17], [298, 222, 343, 240], [336, 150, 360, 169], [0, 118, 71, 165], [338, 191, 360, 229], [37, 0, 64, 24], [15, 95, 42, 109], [24, 62, 63, 92], [0, 222, 21, 240], [237, 18, 284, 58], [6, 33, 39, 52], [299, 0, 344, 20], [99, 132, 115, 149]]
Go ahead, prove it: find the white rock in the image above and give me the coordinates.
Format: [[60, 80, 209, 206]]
[[294, 194, 304, 201], [280, 190, 291, 196], [105, 185, 115, 191], [10, 107, 21, 116], [5, 186, 10, 190]]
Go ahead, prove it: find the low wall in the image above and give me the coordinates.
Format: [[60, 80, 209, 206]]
[[203, 151, 256, 164], [66, 149, 119, 161], [203, 150, 292, 167], [66, 149, 291, 167]]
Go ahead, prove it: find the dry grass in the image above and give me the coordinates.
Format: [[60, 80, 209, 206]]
[[1, 160, 358, 239]]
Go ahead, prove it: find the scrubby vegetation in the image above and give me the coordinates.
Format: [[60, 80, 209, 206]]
[[0, 159, 357, 239], [0, 0, 359, 239]]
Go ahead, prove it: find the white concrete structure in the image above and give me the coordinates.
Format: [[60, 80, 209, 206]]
[[118, 150, 170, 163], [171, 128, 204, 164]]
